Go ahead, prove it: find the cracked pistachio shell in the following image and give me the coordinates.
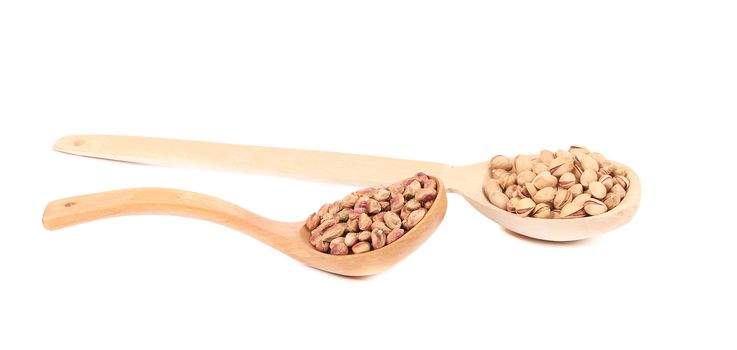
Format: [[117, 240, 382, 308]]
[[507, 197, 520, 213], [549, 157, 574, 177], [553, 189, 573, 209], [589, 152, 608, 165], [532, 203, 551, 218], [584, 198, 608, 216], [490, 155, 513, 171], [489, 191, 509, 209], [551, 209, 561, 219], [515, 198, 535, 217], [580, 153, 599, 172], [589, 181, 607, 199], [539, 150, 555, 166], [611, 184, 626, 200], [555, 150, 573, 159], [580, 169, 598, 188], [558, 172, 576, 189], [569, 183, 584, 196], [533, 186, 556, 204], [514, 155, 534, 173], [560, 202, 586, 219], [518, 183, 538, 199], [613, 167, 627, 177], [516, 170, 537, 186], [532, 171, 558, 190], [614, 175, 630, 190], [569, 145, 590, 155], [498, 172, 517, 190], [599, 174, 614, 190], [603, 192, 621, 210]]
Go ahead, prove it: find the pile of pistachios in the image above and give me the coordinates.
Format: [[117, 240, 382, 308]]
[[485, 146, 630, 219], [306, 173, 437, 255]]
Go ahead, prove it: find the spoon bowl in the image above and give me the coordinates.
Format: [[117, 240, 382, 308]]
[[53, 135, 639, 241], [42, 179, 447, 276]]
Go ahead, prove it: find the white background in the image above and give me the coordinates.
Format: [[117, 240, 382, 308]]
[[1, 1, 736, 349]]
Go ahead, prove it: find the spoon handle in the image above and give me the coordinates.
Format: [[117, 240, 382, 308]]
[[54, 135, 451, 186], [42, 188, 293, 245]]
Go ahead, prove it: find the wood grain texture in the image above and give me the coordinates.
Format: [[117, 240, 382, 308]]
[[53, 135, 640, 241], [42, 180, 448, 276]]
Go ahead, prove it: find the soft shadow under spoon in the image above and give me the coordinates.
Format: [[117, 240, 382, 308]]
[[42, 181, 447, 276]]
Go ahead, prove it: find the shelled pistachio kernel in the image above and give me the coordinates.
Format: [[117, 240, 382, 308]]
[[305, 173, 437, 255], [485, 146, 631, 219]]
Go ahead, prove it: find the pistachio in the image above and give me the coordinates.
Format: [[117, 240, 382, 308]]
[[603, 192, 621, 210], [600, 162, 615, 175], [551, 209, 561, 219], [584, 198, 607, 216], [314, 240, 329, 253], [373, 189, 391, 201], [515, 198, 535, 217], [337, 209, 350, 222], [516, 170, 536, 186], [611, 183, 626, 200], [351, 241, 371, 254], [589, 181, 606, 199], [354, 196, 370, 211], [549, 157, 574, 177], [532, 186, 556, 204], [383, 211, 402, 230], [329, 237, 345, 250], [553, 189, 573, 209], [405, 199, 422, 211], [344, 232, 358, 247], [572, 193, 592, 206], [507, 197, 520, 213], [321, 223, 347, 242], [580, 169, 598, 188], [370, 221, 390, 233], [560, 202, 586, 219], [312, 218, 337, 237], [555, 150, 573, 159], [346, 218, 359, 232], [488, 191, 509, 210], [569, 145, 590, 155], [532, 203, 551, 218], [389, 191, 405, 212], [580, 153, 599, 172], [403, 208, 426, 230], [539, 150, 555, 166], [614, 175, 630, 190], [532, 162, 549, 175], [490, 168, 508, 180], [484, 179, 503, 198], [357, 213, 372, 231], [423, 200, 434, 209], [403, 180, 422, 199], [504, 184, 518, 199], [569, 183, 584, 196], [613, 167, 627, 177], [371, 229, 386, 249], [514, 155, 534, 173], [357, 230, 371, 242], [414, 188, 437, 203], [367, 199, 382, 214], [599, 174, 614, 190], [498, 172, 517, 190], [532, 171, 558, 189], [317, 203, 330, 217], [306, 213, 321, 231], [517, 183, 538, 199], [386, 228, 406, 244], [589, 152, 608, 165], [558, 172, 576, 189], [341, 194, 359, 209], [490, 155, 513, 171], [422, 178, 437, 190]]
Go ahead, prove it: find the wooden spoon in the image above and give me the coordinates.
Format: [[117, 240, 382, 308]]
[[53, 135, 640, 241], [42, 182, 448, 276]]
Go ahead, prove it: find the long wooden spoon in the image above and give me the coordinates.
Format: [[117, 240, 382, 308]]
[[53, 135, 640, 241], [43, 183, 447, 276]]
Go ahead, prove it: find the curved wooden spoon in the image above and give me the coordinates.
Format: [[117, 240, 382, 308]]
[[53, 135, 640, 241], [42, 182, 447, 276]]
